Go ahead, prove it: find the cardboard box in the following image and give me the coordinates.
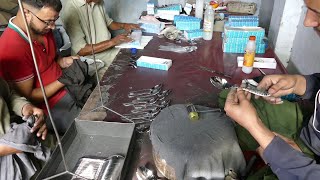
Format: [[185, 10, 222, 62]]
[[137, 56, 172, 71], [237, 56, 277, 69]]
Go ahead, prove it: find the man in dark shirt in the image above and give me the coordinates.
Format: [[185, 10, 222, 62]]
[[224, 0, 320, 179]]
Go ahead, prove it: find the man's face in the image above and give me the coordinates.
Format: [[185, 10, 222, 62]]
[[28, 7, 59, 35], [304, 0, 320, 31]]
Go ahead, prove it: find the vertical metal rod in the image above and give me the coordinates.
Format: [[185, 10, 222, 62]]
[[85, 2, 104, 106], [17, 0, 68, 171], [84, 3, 133, 123]]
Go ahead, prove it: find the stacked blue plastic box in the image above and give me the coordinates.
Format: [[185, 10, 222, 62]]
[[173, 15, 203, 39], [223, 16, 266, 54]]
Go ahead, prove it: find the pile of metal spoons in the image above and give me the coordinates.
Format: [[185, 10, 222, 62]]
[[123, 84, 172, 133]]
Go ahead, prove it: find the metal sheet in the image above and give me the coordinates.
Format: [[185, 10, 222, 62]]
[[36, 120, 135, 180]]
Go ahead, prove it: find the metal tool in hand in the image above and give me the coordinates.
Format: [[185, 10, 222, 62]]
[[186, 104, 222, 121], [197, 65, 232, 78], [210, 76, 271, 97], [128, 84, 163, 97], [26, 115, 36, 128]]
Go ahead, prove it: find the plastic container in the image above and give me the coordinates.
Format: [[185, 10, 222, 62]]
[[242, 36, 256, 74], [203, 5, 214, 40], [195, 0, 204, 19]]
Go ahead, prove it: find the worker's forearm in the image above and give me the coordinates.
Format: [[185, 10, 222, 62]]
[[78, 40, 116, 56], [247, 119, 276, 149], [31, 80, 65, 102], [108, 22, 124, 31], [0, 145, 22, 156]]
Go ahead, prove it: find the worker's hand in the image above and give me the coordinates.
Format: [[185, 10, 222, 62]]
[[224, 88, 260, 130], [57, 56, 79, 68], [123, 23, 141, 32], [112, 33, 132, 45], [22, 104, 47, 140], [256, 75, 306, 104]]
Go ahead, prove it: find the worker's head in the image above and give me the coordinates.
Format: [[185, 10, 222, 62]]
[[304, 0, 320, 31], [21, 0, 61, 34]]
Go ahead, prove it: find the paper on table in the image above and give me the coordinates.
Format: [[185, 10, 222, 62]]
[[115, 36, 153, 49]]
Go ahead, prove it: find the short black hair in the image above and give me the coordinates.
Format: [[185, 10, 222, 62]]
[[23, 0, 62, 12]]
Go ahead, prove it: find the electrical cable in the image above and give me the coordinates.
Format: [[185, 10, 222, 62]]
[[312, 89, 320, 133]]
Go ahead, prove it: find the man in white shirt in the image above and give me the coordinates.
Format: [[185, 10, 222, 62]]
[[61, 0, 140, 77]]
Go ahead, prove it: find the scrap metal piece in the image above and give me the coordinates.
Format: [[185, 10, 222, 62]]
[[72, 157, 106, 180], [101, 155, 125, 180]]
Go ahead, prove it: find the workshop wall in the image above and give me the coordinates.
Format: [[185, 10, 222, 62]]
[[104, 0, 147, 23], [288, 7, 320, 74], [268, 0, 320, 74]]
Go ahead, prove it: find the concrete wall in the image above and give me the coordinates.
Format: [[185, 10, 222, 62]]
[[104, 0, 147, 23], [268, 0, 286, 49], [268, 0, 319, 74], [260, 0, 274, 34], [289, 7, 320, 75], [268, 0, 304, 67]]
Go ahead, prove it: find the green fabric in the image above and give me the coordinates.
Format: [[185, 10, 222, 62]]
[[246, 166, 277, 180], [218, 89, 315, 180]]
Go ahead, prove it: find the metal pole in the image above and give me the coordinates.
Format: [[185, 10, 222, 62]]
[[85, 2, 104, 106]]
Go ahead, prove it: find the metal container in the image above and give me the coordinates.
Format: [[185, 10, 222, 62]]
[[36, 120, 135, 180]]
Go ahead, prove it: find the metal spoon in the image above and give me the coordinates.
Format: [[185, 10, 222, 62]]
[[123, 97, 159, 107], [133, 99, 171, 109], [131, 107, 161, 114], [128, 84, 163, 97], [136, 89, 171, 101]]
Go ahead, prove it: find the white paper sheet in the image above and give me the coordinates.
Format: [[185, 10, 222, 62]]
[[115, 36, 153, 49]]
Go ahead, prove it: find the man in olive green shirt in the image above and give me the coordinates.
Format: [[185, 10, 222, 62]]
[[0, 78, 48, 179], [61, 0, 140, 77]]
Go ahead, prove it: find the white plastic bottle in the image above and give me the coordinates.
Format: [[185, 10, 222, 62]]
[[242, 36, 256, 74], [195, 0, 204, 19], [203, 5, 214, 40]]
